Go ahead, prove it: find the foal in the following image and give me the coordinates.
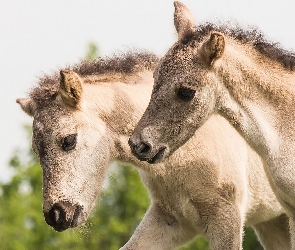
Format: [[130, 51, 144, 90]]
[[130, 1, 295, 249]]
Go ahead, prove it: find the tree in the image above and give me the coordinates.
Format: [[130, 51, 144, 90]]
[[85, 42, 99, 61]]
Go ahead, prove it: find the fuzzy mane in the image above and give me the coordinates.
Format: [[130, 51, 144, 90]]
[[184, 23, 295, 71], [30, 51, 159, 106]]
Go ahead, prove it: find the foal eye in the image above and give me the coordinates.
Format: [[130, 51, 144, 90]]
[[61, 134, 77, 151], [177, 86, 196, 102]]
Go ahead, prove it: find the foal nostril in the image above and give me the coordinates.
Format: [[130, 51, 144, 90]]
[[49, 203, 66, 225], [137, 142, 151, 154], [44, 201, 83, 231], [128, 137, 151, 155]]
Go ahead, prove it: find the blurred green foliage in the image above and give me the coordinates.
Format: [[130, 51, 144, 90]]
[[85, 42, 99, 61]]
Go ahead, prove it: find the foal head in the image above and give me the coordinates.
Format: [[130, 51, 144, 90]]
[[129, 1, 225, 163], [17, 51, 158, 231], [17, 70, 111, 231]]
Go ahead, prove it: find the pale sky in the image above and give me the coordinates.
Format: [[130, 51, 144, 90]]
[[1, 0, 294, 182]]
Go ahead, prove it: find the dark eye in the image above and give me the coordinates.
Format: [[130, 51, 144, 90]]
[[177, 86, 196, 102], [61, 134, 77, 151]]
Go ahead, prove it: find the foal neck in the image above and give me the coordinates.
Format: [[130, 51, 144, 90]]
[[215, 43, 295, 157], [218, 42, 295, 107]]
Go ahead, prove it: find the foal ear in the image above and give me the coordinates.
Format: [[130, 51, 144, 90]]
[[174, 1, 195, 42], [16, 98, 36, 117], [59, 70, 83, 108], [200, 32, 225, 67]]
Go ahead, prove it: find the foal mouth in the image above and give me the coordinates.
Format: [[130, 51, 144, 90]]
[[128, 137, 168, 164], [147, 147, 167, 164]]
